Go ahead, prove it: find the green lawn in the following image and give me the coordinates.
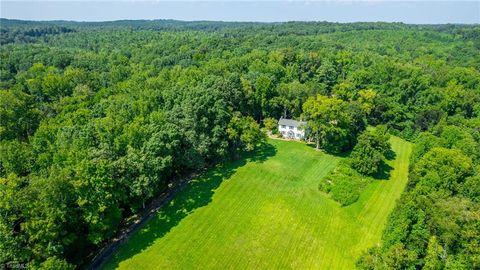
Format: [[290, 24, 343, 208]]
[[103, 136, 412, 270]]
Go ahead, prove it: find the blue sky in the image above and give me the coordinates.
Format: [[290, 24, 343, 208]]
[[1, 1, 479, 24]]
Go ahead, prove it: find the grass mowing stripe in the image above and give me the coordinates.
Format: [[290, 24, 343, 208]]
[[103, 137, 411, 270]]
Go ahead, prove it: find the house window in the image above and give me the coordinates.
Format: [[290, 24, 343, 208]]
[[289, 126, 294, 129], [296, 133, 300, 138], [281, 125, 286, 129]]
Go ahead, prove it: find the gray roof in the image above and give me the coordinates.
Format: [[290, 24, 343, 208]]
[[278, 118, 307, 127]]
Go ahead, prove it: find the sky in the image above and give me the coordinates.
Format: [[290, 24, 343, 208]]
[[1, 1, 479, 24]]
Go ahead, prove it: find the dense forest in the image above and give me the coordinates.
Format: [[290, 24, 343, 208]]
[[0, 19, 479, 269]]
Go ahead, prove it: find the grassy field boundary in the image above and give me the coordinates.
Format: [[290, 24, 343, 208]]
[[89, 173, 197, 270], [103, 137, 412, 269]]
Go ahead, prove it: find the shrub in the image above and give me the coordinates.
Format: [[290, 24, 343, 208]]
[[330, 176, 360, 206], [320, 161, 370, 206]]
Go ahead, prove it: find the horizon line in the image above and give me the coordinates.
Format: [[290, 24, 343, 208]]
[[1, 18, 479, 25]]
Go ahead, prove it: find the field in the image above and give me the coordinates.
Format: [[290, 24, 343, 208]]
[[103, 136, 412, 270]]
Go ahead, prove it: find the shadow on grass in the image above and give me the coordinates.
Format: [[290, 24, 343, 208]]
[[372, 161, 394, 180], [384, 149, 397, 161], [372, 149, 396, 180], [103, 143, 276, 270], [305, 143, 352, 158]]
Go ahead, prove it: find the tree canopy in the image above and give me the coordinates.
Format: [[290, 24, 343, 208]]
[[0, 19, 479, 269], [350, 127, 391, 175]]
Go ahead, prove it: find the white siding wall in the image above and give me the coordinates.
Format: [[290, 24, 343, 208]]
[[278, 124, 305, 139]]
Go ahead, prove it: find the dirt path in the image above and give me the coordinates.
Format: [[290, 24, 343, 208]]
[[87, 173, 197, 270]]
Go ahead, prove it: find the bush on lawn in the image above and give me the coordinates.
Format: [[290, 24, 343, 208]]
[[320, 161, 371, 206]]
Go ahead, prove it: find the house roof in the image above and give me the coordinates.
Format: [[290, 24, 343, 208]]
[[278, 118, 307, 127]]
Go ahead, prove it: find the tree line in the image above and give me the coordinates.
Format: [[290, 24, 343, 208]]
[[0, 20, 479, 269]]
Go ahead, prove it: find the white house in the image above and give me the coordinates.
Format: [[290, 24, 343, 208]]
[[278, 118, 307, 140]]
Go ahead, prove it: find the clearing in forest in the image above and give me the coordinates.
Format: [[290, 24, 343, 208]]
[[103, 136, 412, 269]]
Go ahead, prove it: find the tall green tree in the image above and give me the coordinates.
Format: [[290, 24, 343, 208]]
[[302, 95, 365, 153], [350, 127, 391, 175], [227, 114, 266, 153]]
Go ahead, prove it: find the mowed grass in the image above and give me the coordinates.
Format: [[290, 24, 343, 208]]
[[103, 136, 412, 270]]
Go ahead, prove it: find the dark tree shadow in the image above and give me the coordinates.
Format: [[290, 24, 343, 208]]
[[240, 143, 276, 163], [102, 143, 276, 270], [384, 149, 396, 161], [372, 161, 394, 180], [305, 143, 352, 158]]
